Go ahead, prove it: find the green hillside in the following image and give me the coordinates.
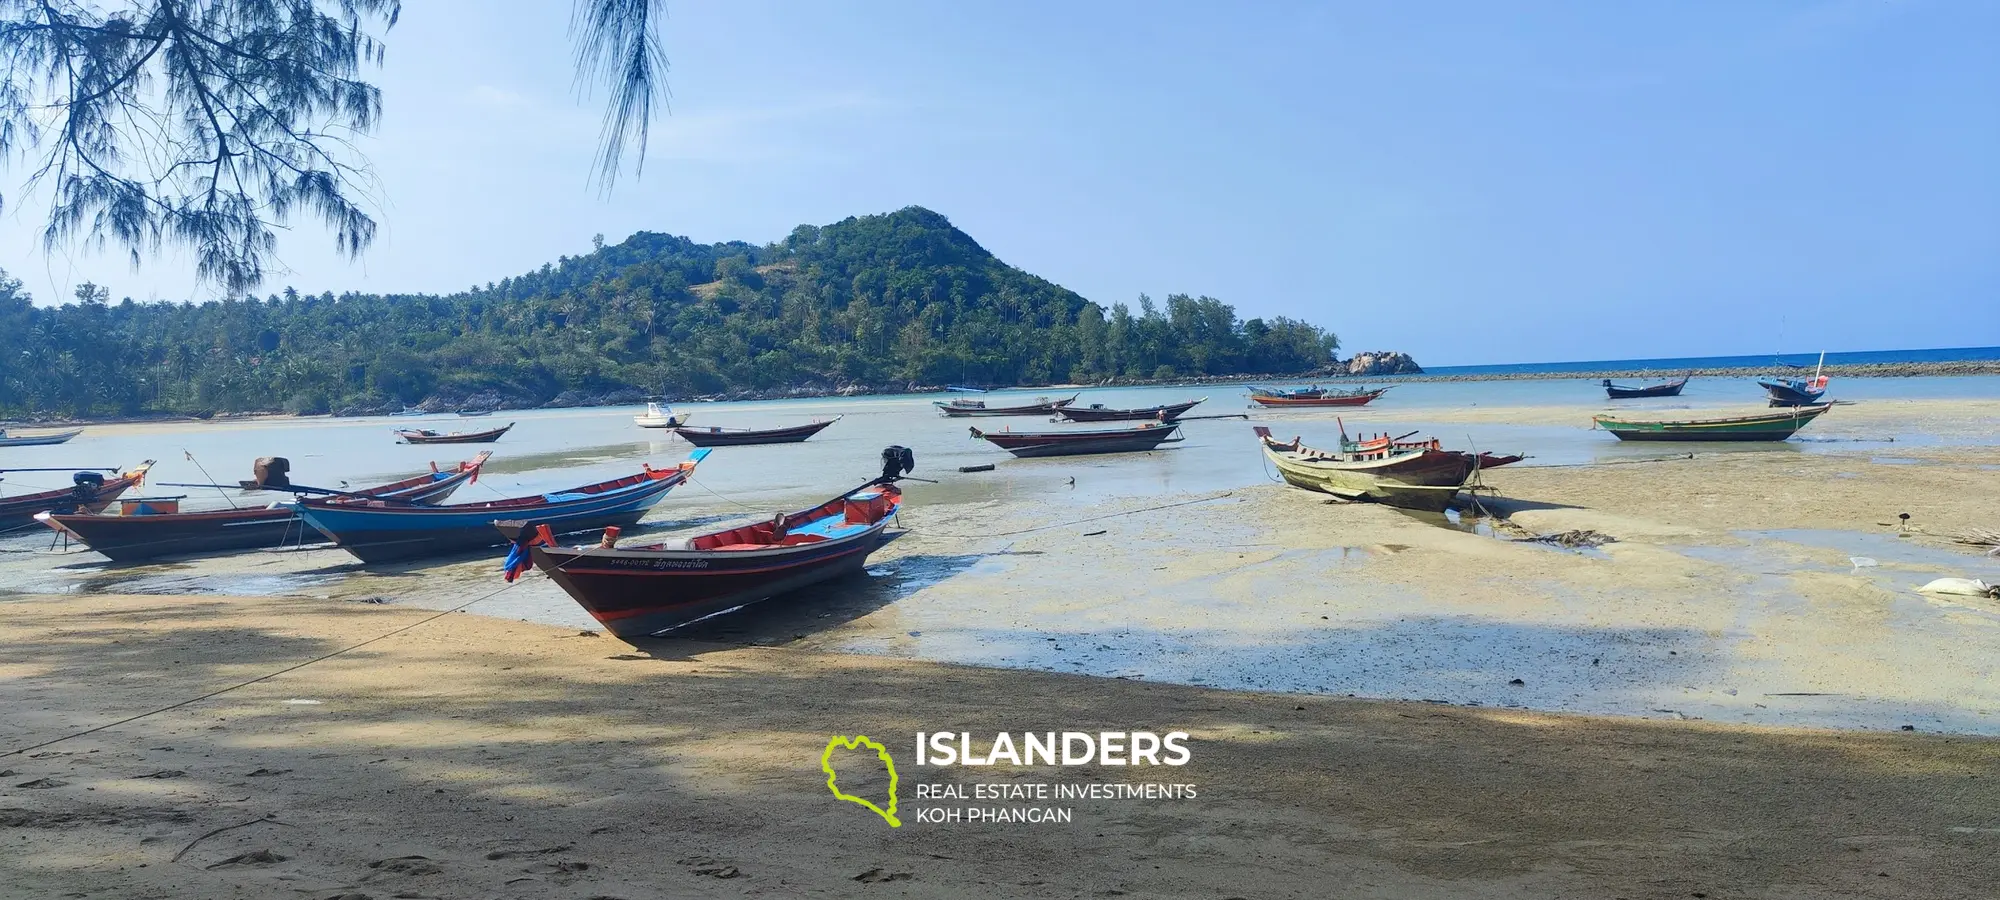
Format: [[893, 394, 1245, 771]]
[[0, 207, 1337, 417]]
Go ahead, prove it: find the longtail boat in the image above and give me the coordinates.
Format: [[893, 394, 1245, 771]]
[[394, 422, 513, 444], [1248, 387, 1390, 408], [970, 423, 1182, 458], [39, 454, 490, 562], [1603, 375, 1689, 399], [1249, 386, 1327, 400], [671, 416, 840, 447], [1593, 405, 1831, 442], [933, 394, 1078, 417], [1253, 426, 1516, 511], [0, 427, 84, 447], [499, 447, 915, 641], [296, 450, 709, 563], [1758, 352, 1829, 406], [0, 462, 153, 532], [1055, 397, 1206, 423]]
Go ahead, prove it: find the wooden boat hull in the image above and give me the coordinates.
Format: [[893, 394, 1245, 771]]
[[0, 463, 151, 532], [934, 395, 1078, 417], [1258, 445, 1472, 512], [1757, 381, 1826, 406], [671, 417, 839, 446], [1055, 398, 1205, 423], [970, 425, 1182, 458], [507, 483, 901, 640], [1594, 405, 1830, 442], [1604, 377, 1688, 399], [297, 456, 703, 563], [0, 428, 84, 447], [40, 461, 482, 562], [395, 423, 513, 444], [1248, 389, 1388, 408]]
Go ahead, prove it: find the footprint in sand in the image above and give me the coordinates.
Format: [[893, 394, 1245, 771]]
[[365, 856, 443, 878], [204, 848, 288, 870], [245, 768, 293, 777], [14, 778, 68, 789], [133, 769, 185, 779], [483, 845, 572, 860], [853, 868, 913, 883]]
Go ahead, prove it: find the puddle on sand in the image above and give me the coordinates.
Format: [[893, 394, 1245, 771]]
[[1869, 457, 1927, 466], [1400, 507, 1613, 559]]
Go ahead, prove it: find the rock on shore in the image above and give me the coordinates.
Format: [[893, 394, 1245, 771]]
[[1338, 351, 1424, 376]]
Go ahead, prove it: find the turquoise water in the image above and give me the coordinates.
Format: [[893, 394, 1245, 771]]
[[1425, 345, 2000, 376]]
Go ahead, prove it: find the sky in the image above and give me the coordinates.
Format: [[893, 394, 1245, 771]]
[[2, 0, 1996, 365]]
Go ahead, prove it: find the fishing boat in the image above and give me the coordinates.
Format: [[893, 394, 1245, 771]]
[[0, 462, 153, 531], [498, 447, 915, 640], [0, 427, 84, 447], [633, 401, 690, 429], [1055, 397, 1206, 423], [944, 385, 989, 393], [933, 394, 1078, 418], [38, 454, 490, 562], [456, 409, 493, 417], [970, 423, 1182, 458], [389, 406, 429, 417], [1248, 386, 1327, 400], [1758, 352, 1829, 406], [1252, 427, 1494, 512], [1602, 375, 1689, 399], [1593, 405, 1831, 442], [295, 450, 709, 563], [393, 422, 513, 444], [671, 416, 841, 447], [1247, 387, 1390, 408]]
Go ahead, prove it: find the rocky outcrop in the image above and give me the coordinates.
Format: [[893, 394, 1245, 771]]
[[1340, 351, 1423, 376]]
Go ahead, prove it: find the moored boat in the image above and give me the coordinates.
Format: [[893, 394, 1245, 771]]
[[1603, 375, 1689, 399], [296, 450, 709, 563], [0, 427, 84, 447], [1055, 397, 1206, 423], [1248, 386, 1327, 400], [934, 394, 1078, 417], [394, 422, 514, 444], [0, 462, 153, 532], [39, 454, 490, 562], [671, 416, 840, 447], [1593, 405, 1831, 442], [634, 401, 690, 429], [1248, 387, 1390, 408], [1758, 352, 1829, 406], [499, 448, 915, 641], [1252, 427, 1486, 511], [970, 422, 1182, 458]]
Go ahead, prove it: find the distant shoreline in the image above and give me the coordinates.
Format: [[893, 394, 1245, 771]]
[[8, 359, 1996, 427], [1306, 359, 2000, 385]]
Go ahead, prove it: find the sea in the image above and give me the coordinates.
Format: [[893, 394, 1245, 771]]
[[1424, 345, 2000, 376]]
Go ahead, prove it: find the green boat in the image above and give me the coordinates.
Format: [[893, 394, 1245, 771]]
[[1592, 404, 1831, 442]]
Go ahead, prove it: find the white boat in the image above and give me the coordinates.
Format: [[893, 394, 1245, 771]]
[[634, 402, 690, 429], [0, 427, 83, 447]]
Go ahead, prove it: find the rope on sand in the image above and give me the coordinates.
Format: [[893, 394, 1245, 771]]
[[908, 490, 1239, 540]]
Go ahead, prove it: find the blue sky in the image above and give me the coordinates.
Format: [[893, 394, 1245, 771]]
[[2, 0, 1995, 365]]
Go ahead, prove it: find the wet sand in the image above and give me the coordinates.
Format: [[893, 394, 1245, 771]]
[[4, 392, 1999, 896], [3, 593, 1998, 900]]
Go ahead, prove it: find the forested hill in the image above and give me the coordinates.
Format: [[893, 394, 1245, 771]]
[[0, 207, 1338, 417]]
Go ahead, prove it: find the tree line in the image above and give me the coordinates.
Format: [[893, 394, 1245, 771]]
[[0, 207, 1338, 418]]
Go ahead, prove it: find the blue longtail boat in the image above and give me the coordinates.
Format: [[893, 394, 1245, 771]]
[[296, 449, 710, 564]]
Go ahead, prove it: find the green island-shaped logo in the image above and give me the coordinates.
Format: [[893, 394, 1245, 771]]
[[821, 735, 901, 827]]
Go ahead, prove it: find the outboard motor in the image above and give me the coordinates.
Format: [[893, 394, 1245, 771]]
[[252, 456, 292, 490], [879, 445, 916, 483], [70, 471, 106, 500]]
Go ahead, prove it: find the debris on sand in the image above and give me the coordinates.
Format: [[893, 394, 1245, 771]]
[[1525, 529, 1616, 549]]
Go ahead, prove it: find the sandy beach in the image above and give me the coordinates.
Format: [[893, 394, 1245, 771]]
[[4, 389, 1999, 898], [4, 593, 1999, 900]]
